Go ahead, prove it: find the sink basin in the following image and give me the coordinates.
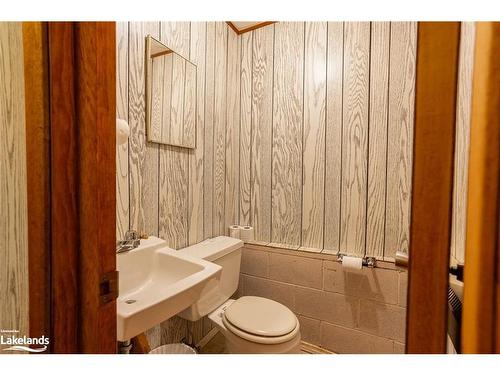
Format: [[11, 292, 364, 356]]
[[117, 236, 221, 341]]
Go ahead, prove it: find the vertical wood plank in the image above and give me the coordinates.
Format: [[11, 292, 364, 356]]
[[183, 62, 196, 147], [116, 22, 129, 241], [213, 22, 228, 236], [385, 22, 417, 260], [160, 54, 172, 144], [251, 25, 274, 243], [225, 28, 241, 231], [0, 21, 29, 339], [271, 22, 304, 248], [323, 22, 344, 254], [188, 21, 206, 245], [366, 22, 390, 259], [150, 56, 164, 142], [301, 22, 327, 251], [159, 22, 190, 249], [239, 31, 253, 226], [204, 22, 216, 239], [340, 22, 370, 257], [129, 22, 160, 236], [169, 54, 186, 146], [160, 22, 191, 60], [451, 22, 475, 264]]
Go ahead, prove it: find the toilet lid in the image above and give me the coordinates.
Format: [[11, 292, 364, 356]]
[[224, 296, 297, 337]]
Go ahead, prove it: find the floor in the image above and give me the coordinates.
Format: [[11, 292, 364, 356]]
[[199, 332, 333, 354]]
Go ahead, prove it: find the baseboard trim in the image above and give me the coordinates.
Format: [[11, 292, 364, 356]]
[[301, 341, 334, 354], [196, 327, 219, 348]]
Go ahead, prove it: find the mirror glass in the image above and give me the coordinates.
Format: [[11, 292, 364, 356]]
[[146, 36, 197, 148]]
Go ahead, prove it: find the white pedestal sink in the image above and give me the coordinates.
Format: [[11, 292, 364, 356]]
[[117, 236, 221, 341]]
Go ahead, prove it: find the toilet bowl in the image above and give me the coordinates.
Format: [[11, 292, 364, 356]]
[[177, 236, 301, 354]]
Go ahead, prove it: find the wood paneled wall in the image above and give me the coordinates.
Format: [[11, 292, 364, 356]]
[[0, 22, 29, 337], [116, 21, 240, 250], [237, 22, 417, 259]]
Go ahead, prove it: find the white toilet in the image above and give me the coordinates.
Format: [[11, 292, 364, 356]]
[[177, 236, 301, 354]]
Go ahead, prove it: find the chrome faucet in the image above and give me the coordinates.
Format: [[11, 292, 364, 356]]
[[116, 230, 141, 254]]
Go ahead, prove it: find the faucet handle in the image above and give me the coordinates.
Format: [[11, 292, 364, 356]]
[[124, 230, 139, 241]]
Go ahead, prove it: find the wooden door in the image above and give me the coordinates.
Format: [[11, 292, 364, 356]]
[[25, 21, 117, 353]]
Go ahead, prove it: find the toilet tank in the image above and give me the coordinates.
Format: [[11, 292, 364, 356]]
[[177, 236, 243, 321]]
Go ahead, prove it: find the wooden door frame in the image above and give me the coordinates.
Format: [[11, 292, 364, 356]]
[[406, 22, 461, 353], [462, 22, 500, 354], [25, 21, 117, 353]]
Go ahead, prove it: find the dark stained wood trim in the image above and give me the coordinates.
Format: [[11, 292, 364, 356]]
[[226, 21, 276, 35], [48, 22, 79, 353], [462, 22, 500, 354], [23, 21, 51, 348], [131, 333, 151, 354], [74, 21, 117, 354], [406, 22, 461, 353]]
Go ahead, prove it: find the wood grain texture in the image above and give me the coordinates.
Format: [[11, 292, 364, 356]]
[[0, 21, 29, 338], [451, 22, 475, 264], [385, 22, 417, 260], [169, 54, 186, 146], [301, 22, 327, 251], [251, 25, 274, 243], [204, 22, 216, 239], [23, 22, 50, 341], [159, 145, 189, 249], [407, 22, 459, 354], [213, 22, 228, 236], [225, 29, 241, 231], [239, 31, 253, 226], [271, 22, 304, 247], [183, 62, 196, 147], [323, 22, 344, 254], [129, 22, 159, 236], [366, 22, 390, 259], [116, 22, 129, 241], [462, 22, 500, 354], [188, 22, 206, 245], [159, 53, 172, 144], [340, 22, 370, 257], [150, 56, 164, 142], [160, 22, 191, 60], [48, 22, 79, 352]]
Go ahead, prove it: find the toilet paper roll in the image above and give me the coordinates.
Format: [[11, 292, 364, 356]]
[[239, 225, 254, 243], [117, 118, 130, 145], [229, 225, 240, 239], [341, 256, 363, 271]]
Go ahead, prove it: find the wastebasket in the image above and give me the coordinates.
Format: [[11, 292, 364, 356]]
[[149, 343, 197, 354]]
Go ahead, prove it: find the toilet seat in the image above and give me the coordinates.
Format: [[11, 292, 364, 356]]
[[221, 296, 300, 344]]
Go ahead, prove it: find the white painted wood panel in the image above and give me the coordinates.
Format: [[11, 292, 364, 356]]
[[301, 22, 327, 251], [225, 29, 241, 232], [451, 22, 476, 264], [169, 55, 186, 146], [271, 22, 304, 247], [213, 22, 228, 236], [116, 22, 129, 240], [340, 22, 370, 257], [129, 22, 160, 236], [188, 22, 206, 245], [160, 22, 191, 60], [366, 22, 390, 259], [0, 22, 29, 336], [323, 22, 344, 254], [239, 32, 253, 226], [251, 25, 274, 243], [385, 22, 417, 260], [203, 22, 216, 239]]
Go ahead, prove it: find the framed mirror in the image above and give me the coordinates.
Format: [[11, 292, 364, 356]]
[[146, 35, 197, 148]]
